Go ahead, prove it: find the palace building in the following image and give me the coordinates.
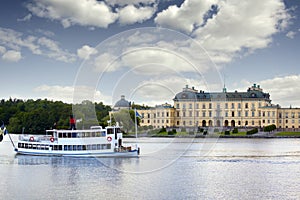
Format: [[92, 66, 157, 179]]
[[137, 84, 300, 130]]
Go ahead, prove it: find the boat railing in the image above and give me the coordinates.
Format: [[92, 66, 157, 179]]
[[19, 135, 55, 142]]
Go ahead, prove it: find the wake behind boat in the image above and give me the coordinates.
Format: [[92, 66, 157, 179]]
[[15, 126, 140, 157]]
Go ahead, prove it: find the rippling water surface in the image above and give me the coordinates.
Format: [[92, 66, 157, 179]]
[[1, 135, 300, 199]]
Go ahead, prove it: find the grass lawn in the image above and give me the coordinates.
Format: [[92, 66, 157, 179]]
[[275, 132, 300, 136]]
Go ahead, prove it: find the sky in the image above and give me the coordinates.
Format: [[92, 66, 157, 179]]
[[0, 0, 300, 108]]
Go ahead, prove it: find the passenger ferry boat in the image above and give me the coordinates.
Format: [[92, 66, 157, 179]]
[[16, 126, 140, 157]]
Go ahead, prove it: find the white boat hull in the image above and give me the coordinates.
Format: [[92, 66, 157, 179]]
[[15, 149, 139, 157]]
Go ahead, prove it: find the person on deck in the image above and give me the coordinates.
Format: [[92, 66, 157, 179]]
[[70, 115, 76, 130]]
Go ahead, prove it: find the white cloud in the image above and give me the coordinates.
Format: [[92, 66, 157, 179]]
[[77, 45, 98, 59], [105, 0, 156, 6], [155, 0, 216, 33], [17, 13, 32, 22], [286, 31, 296, 39], [0, 46, 6, 54], [133, 76, 202, 106], [2, 50, 22, 62], [27, 0, 159, 28], [155, 0, 292, 64], [258, 75, 300, 107], [35, 29, 55, 37], [93, 52, 119, 72], [27, 0, 118, 28], [118, 5, 156, 25], [0, 27, 76, 63], [34, 84, 111, 104]]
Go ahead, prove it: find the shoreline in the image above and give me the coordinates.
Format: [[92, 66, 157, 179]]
[[124, 134, 300, 139]]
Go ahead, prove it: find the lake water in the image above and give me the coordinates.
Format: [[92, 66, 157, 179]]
[[1, 135, 300, 199]]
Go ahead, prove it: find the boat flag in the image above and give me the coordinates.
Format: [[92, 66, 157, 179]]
[[0, 123, 8, 142], [135, 110, 142, 118]]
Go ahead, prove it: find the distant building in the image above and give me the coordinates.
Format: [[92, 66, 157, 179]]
[[113, 95, 131, 111], [137, 84, 300, 130]]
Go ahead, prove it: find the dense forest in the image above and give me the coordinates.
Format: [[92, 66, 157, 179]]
[[0, 98, 111, 134]]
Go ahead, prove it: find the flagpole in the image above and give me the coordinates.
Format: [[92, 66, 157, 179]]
[[134, 108, 138, 138]]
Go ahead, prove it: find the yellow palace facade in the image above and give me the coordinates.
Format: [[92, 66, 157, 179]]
[[138, 84, 300, 130]]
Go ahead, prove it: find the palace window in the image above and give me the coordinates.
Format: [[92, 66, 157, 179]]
[[209, 103, 212, 109], [245, 103, 248, 109], [231, 103, 234, 109], [202, 112, 206, 117], [162, 112, 164, 117], [176, 104, 179, 109], [183, 104, 186, 109], [238, 103, 241, 109], [202, 104, 206, 109], [196, 104, 199, 109], [252, 111, 255, 117], [225, 112, 228, 117], [245, 111, 248, 117], [196, 111, 199, 117], [209, 111, 212, 117], [189, 111, 192, 117], [189, 103, 192, 109], [232, 111, 235, 117], [238, 111, 241, 117], [183, 112, 186, 117], [166, 112, 169, 117], [225, 103, 228, 109]]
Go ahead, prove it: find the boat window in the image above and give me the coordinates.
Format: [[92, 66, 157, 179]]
[[58, 145, 62, 150], [91, 132, 95, 137], [18, 143, 22, 148], [101, 131, 106, 136], [116, 128, 121, 133], [25, 143, 28, 148], [32, 144, 37, 149], [77, 145, 82, 151], [59, 132, 63, 138], [64, 145, 68, 151], [73, 145, 77, 151], [92, 144, 96, 150], [83, 145, 87, 150], [28, 144, 32, 149], [107, 144, 111, 149], [107, 128, 113, 135], [54, 145, 58, 150], [72, 132, 77, 138], [97, 144, 101, 150]]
